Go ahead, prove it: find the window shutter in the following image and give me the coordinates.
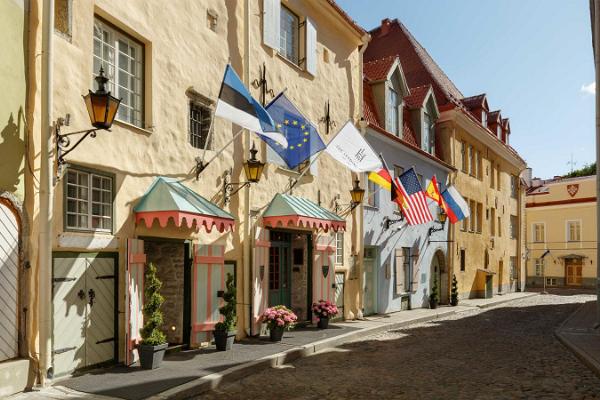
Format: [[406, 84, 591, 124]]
[[305, 17, 317, 76], [394, 249, 404, 294], [263, 0, 281, 50]]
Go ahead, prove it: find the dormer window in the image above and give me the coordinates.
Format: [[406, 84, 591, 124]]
[[497, 125, 502, 138], [481, 110, 487, 127], [387, 88, 399, 135], [423, 112, 434, 154]]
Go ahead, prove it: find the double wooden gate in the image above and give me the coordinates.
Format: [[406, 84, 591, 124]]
[[0, 202, 19, 362], [52, 253, 117, 377]]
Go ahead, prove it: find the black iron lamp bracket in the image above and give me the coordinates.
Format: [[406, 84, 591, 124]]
[[55, 115, 105, 181], [428, 220, 446, 237], [334, 200, 359, 215], [384, 214, 404, 230], [195, 157, 208, 181], [222, 169, 250, 205], [251, 62, 275, 106]]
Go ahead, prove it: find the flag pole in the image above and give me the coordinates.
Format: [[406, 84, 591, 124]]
[[285, 149, 326, 193], [196, 127, 245, 177]]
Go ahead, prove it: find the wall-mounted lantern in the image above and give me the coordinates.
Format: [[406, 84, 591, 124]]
[[428, 208, 448, 237], [335, 179, 365, 214], [223, 143, 265, 204]]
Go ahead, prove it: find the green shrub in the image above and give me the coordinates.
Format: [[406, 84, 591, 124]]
[[450, 274, 459, 306], [215, 273, 236, 332], [429, 276, 439, 303], [140, 262, 166, 346]]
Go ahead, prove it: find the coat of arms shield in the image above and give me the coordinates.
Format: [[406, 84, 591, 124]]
[[567, 184, 579, 197]]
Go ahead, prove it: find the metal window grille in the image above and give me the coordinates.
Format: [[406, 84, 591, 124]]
[[189, 102, 212, 149], [66, 169, 113, 232]]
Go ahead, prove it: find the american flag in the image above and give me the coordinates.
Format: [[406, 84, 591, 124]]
[[397, 168, 433, 225]]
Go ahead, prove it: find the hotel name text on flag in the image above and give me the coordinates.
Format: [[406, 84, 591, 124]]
[[441, 186, 470, 224], [397, 168, 433, 225], [324, 121, 383, 173], [263, 93, 326, 169], [215, 65, 288, 147]]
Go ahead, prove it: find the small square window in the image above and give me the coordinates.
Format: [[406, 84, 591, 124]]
[[335, 232, 344, 265], [65, 168, 113, 232], [189, 101, 212, 149]]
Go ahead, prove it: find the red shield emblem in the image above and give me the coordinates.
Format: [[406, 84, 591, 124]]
[[567, 184, 579, 197]]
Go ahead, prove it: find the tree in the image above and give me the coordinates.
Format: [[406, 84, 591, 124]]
[[140, 263, 166, 346], [564, 162, 596, 178], [215, 273, 236, 332]]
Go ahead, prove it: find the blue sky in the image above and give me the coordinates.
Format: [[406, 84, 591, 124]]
[[337, 0, 595, 179]]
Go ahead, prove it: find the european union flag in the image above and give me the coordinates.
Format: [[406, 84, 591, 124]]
[[264, 93, 326, 169]]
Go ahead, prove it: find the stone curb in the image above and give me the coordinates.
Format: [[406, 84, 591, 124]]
[[555, 302, 600, 380], [470, 292, 539, 309], [147, 307, 466, 400]]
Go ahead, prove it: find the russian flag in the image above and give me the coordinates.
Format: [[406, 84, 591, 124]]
[[441, 186, 470, 224], [215, 65, 288, 148]]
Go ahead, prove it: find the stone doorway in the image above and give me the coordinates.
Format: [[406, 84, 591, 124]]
[[431, 250, 448, 304], [144, 239, 191, 347]]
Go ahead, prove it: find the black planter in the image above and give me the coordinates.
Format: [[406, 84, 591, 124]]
[[429, 299, 438, 309], [139, 343, 167, 370], [269, 326, 285, 342], [450, 298, 459, 307], [317, 317, 329, 329], [214, 330, 235, 351]]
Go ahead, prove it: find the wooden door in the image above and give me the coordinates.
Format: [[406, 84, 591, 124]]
[[268, 232, 291, 308], [85, 256, 115, 367], [363, 247, 377, 315], [191, 244, 225, 345], [126, 239, 145, 365], [566, 260, 583, 286], [498, 261, 504, 293], [333, 272, 345, 320], [0, 202, 19, 361], [52, 257, 87, 376]]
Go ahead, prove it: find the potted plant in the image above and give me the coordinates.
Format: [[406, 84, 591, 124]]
[[213, 273, 236, 351], [312, 300, 339, 329], [261, 305, 297, 342], [450, 274, 459, 306], [429, 276, 439, 309], [139, 262, 168, 369]]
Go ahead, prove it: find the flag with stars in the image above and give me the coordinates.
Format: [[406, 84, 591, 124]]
[[263, 92, 326, 169]]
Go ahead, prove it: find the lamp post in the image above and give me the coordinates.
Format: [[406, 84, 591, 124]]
[[223, 143, 265, 204]]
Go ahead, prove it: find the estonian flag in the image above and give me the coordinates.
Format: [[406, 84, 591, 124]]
[[215, 65, 288, 148]]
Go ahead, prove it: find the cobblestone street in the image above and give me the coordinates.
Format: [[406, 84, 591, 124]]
[[201, 292, 600, 400]]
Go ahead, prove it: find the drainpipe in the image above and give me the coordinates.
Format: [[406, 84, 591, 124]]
[[243, 0, 252, 337], [593, 0, 600, 326], [39, 0, 55, 384], [355, 33, 369, 318], [448, 122, 457, 297]]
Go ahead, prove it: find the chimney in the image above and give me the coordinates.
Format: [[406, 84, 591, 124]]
[[521, 168, 532, 187], [380, 18, 391, 36]]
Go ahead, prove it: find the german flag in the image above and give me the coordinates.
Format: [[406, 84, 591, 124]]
[[368, 167, 392, 191]]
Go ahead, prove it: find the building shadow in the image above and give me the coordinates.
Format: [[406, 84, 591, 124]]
[[0, 110, 25, 193]]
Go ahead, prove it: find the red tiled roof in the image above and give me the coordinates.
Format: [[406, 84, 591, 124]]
[[365, 18, 463, 106], [404, 84, 431, 109], [402, 108, 418, 146], [488, 110, 501, 124], [325, 0, 367, 36], [363, 84, 382, 127], [363, 56, 397, 81], [461, 94, 487, 110]]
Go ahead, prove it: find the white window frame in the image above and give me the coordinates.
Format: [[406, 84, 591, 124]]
[[481, 110, 487, 127], [532, 222, 545, 243], [93, 18, 144, 128], [566, 220, 582, 242], [279, 5, 299, 65], [546, 277, 557, 286], [65, 168, 113, 233], [335, 232, 344, 265], [423, 112, 433, 153], [534, 258, 544, 277], [366, 174, 379, 208], [388, 88, 399, 135]]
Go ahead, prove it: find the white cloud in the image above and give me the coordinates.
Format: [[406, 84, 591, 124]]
[[581, 81, 596, 95]]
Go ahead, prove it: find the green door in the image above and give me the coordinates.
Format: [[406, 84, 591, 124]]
[[269, 232, 292, 307]]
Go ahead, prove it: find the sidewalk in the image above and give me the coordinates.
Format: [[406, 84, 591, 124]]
[[11, 291, 536, 400], [556, 300, 600, 378]]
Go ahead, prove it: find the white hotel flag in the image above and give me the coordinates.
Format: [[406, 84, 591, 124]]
[[324, 121, 383, 172]]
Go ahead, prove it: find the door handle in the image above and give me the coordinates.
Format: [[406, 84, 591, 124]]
[[88, 289, 96, 307], [77, 289, 85, 300]]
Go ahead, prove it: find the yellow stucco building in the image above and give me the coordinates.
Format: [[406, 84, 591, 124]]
[[525, 174, 597, 288], [20, 0, 368, 388]]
